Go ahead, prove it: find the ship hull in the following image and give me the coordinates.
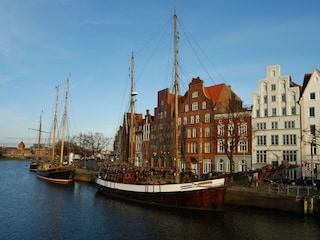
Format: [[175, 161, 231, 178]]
[[96, 177, 226, 211], [37, 167, 74, 184]]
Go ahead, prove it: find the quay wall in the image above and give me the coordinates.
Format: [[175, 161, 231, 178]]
[[74, 169, 97, 183], [225, 185, 320, 216]]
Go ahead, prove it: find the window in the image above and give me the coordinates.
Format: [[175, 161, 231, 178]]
[[183, 117, 187, 125], [271, 84, 276, 91], [284, 121, 295, 129], [218, 125, 224, 137], [272, 108, 276, 116], [264, 96, 268, 103], [239, 124, 247, 136], [283, 150, 297, 163], [257, 135, 267, 145], [205, 127, 210, 137], [202, 101, 206, 109], [192, 128, 197, 138], [187, 129, 191, 138], [257, 122, 266, 130], [239, 140, 247, 152], [282, 107, 286, 116], [257, 150, 267, 163], [204, 142, 210, 153], [282, 94, 286, 102], [203, 159, 212, 174], [218, 140, 224, 153], [256, 110, 260, 117], [219, 159, 224, 172], [195, 115, 200, 123], [190, 116, 194, 124], [271, 96, 276, 102], [291, 106, 296, 115], [185, 104, 189, 112], [228, 123, 234, 136], [188, 143, 197, 153], [310, 92, 316, 100], [192, 91, 198, 98], [283, 134, 297, 145], [310, 107, 315, 117], [310, 125, 316, 136], [271, 135, 279, 145], [240, 159, 247, 172], [271, 121, 278, 129], [228, 140, 235, 152], [205, 113, 210, 123], [264, 109, 268, 117], [192, 102, 198, 111]]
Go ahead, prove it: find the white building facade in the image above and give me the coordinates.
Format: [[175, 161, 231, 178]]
[[299, 68, 320, 183], [251, 65, 301, 180]]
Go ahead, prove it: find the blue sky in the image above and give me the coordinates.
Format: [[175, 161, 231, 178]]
[[0, 0, 319, 149]]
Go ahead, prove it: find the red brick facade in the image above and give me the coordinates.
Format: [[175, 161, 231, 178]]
[[115, 77, 252, 175]]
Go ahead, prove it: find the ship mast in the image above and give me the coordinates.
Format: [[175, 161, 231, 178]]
[[60, 78, 69, 167], [129, 52, 137, 167], [52, 86, 59, 163], [36, 112, 42, 163], [174, 8, 180, 183]]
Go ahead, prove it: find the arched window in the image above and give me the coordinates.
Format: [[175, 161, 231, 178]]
[[219, 159, 224, 172], [240, 159, 247, 172]]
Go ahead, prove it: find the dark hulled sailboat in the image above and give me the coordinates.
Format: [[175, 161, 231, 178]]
[[37, 79, 74, 184]]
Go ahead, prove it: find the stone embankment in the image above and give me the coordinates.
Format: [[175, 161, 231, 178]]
[[74, 169, 98, 183], [225, 182, 320, 216]]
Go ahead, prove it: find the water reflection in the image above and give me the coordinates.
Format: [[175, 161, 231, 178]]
[[0, 160, 319, 240]]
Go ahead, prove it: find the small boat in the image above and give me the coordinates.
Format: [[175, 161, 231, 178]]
[[37, 78, 74, 184], [29, 162, 39, 172], [96, 9, 226, 211]]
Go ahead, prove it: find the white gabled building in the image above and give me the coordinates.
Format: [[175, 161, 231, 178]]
[[251, 65, 301, 180], [299, 68, 320, 182]]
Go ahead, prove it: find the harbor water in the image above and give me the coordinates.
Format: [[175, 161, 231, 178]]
[[0, 160, 319, 240]]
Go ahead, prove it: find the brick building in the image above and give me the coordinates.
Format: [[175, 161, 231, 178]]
[[149, 77, 252, 176], [114, 77, 252, 177]]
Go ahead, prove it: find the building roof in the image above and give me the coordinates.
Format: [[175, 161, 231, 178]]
[[204, 83, 226, 103], [301, 68, 320, 95]]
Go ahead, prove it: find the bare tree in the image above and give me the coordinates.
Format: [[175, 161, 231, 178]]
[[73, 132, 111, 158], [214, 110, 251, 181]]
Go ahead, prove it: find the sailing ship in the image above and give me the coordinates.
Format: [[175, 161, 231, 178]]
[[37, 78, 74, 184], [96, 9, 226, 211]]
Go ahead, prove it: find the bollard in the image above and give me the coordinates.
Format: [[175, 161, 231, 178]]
[[304, 198, 308, 215], [309, 197, 314, 215]]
